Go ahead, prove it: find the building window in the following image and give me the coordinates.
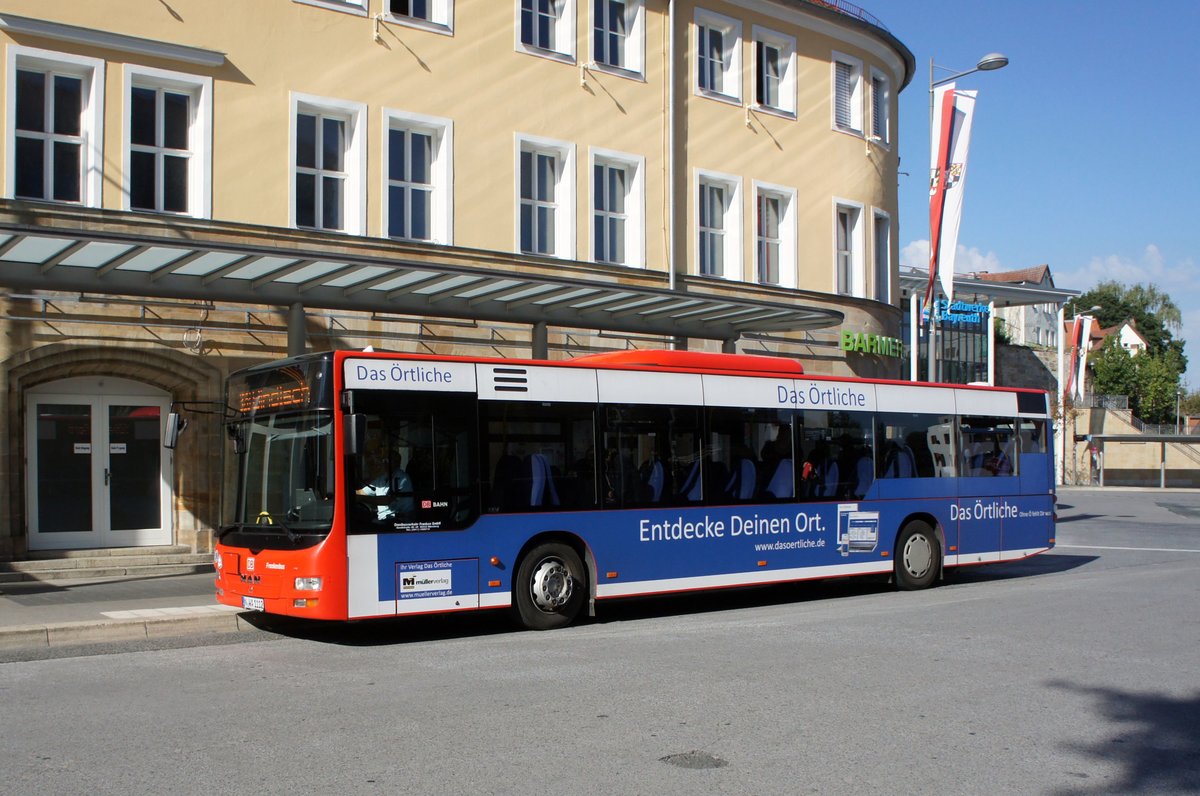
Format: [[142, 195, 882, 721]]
[[755, 184, 795, 287], [519, 0, 575, 60], [832, 53, 863, 133], [695, 10, 741, 101], [292, 0, 367, 15], [7, 48, 103, 207], [385, 111, 452, 243], [753, 27, 795, 116], [591, 150, 644, 267], [592, 0, 644, 75], [518, 136, 575, 258], [873, 210, 891, 302], [292, 94, 366, 234], [697, 171, 740, 279], [124, 66, 211, 218], [870, 69, 890, 144], [388, 0, 454, 32], [835, 202, 863, 296]]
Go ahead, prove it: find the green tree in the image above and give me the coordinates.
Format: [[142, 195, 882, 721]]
[[1136, 355, 1179, 424], [1090, 336, 1137, 398], [1073, 281, 1187, 372], [1074, 280, 1187, 422]]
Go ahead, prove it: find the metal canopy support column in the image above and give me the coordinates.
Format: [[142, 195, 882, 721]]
[[287, 302, 306, 357], [532, 321, 549, 360], [721, 338, 737, 354]]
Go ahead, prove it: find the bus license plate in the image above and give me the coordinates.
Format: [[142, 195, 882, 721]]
[[242, 596, 265, 611]]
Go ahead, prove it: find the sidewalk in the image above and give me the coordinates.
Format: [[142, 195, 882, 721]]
[[0, 571, 259, 651]]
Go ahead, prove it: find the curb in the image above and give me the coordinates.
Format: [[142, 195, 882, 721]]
[[0, 610, 259, 652]]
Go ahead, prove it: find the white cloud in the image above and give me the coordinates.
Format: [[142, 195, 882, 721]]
[[899, 239, 1003, 274], [1056, 245, 1200, 292]]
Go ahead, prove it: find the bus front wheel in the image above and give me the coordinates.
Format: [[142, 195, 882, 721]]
[[895, 521, 940, 590], [513, 542, 586, 630]]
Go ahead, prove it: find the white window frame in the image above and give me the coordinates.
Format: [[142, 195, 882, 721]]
[[589, 148, 645, 268], [751, 26, 796, 118], [516, 134, 576, 259], [832, 51, 863, 135], [870, 67, 890, 146], [122, 65, 212, 218], [695, 169, 742, 280], [290, 93, 367, 235], [292, 0, 368, 16], [385, 0, 455, 35], [872, 209, 891, 303], [834, 199, 865, 297], [6, 46, 104, 208], [590, 0, 645, 78], [753, 181, 796, 289], [694, 9, 741, 104], [382, 109, 453, 244], [516, 0, 576, 63]]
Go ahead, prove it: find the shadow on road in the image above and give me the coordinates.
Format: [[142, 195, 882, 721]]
[[1046, 680, 1200, 794], [245, 552, 1097, 647]]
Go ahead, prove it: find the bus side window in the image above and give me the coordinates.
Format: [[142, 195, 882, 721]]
[[875, 413, 952, 479]]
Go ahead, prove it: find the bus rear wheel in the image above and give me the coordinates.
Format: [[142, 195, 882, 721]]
[[513, 542, 586, 630], [895, 521, 940, 590]]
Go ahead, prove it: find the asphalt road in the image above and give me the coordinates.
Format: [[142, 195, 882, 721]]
[[2, 487, 1198, 795]]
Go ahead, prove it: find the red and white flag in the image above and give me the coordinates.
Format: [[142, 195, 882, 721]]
[[927, 83, 977, 307]]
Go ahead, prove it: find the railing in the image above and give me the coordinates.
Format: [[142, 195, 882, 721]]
[[1087, 393, 1199, 436], [1085, 394, 1129, 410], [800, 0, 890, 32]]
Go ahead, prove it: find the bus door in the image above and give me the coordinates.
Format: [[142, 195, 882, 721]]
[[956, 416, 1016, 561], [1007, 418, 1054, 553]]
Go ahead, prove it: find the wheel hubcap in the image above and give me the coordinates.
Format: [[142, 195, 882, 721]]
[[529, 557, 574, 612], [903, 534, 933, 579]]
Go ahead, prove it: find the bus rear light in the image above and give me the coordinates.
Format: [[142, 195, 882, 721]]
[[487, 580, 501, 588], [295, 577, 323, 591]]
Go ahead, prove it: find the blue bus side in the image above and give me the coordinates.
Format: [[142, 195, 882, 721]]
[[361, 474, 1055, 614]]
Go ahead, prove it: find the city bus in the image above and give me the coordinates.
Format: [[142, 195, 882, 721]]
[[197, 348, 1055, 630]]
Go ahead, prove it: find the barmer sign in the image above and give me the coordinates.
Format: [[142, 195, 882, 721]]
[[839, 330, 904, 358]]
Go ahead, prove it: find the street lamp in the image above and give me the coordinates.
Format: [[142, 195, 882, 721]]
[[925, 53, 1010, 383]]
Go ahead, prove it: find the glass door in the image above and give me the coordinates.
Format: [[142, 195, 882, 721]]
[[28, 388, 171, 550]]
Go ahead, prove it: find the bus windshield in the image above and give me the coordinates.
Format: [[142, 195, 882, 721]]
[[223, 410, 335, 547]]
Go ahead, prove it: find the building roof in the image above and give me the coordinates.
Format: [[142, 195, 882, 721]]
[[971, 265, 1054, 289]]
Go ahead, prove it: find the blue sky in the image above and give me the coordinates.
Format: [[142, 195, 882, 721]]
[[862, 0, 1200, 387]]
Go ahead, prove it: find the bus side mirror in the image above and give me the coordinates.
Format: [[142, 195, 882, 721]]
[[344, 413, 366, 456], [164, 413, 187, 450]]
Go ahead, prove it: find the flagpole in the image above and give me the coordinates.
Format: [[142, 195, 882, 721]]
[[925, 52, 1008, 384]]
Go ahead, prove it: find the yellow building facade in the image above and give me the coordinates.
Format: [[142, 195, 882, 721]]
[[0, 0, 913, 557]]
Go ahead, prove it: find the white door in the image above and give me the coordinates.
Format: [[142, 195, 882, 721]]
[[27, 378, 172, 550]]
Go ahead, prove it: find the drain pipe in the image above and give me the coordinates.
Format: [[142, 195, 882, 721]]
[[667, 0, 676, 294]]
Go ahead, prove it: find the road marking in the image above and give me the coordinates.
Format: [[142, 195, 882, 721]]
[[1056, 544, 1200, 554], [101, 605, 241, 619]]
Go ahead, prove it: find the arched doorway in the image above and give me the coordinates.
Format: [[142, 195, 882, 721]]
[[26, 377, 172, 550]]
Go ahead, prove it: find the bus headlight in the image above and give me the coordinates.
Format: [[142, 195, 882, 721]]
[[295, 577, 322, 591], [213, 550, 222, 571]]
